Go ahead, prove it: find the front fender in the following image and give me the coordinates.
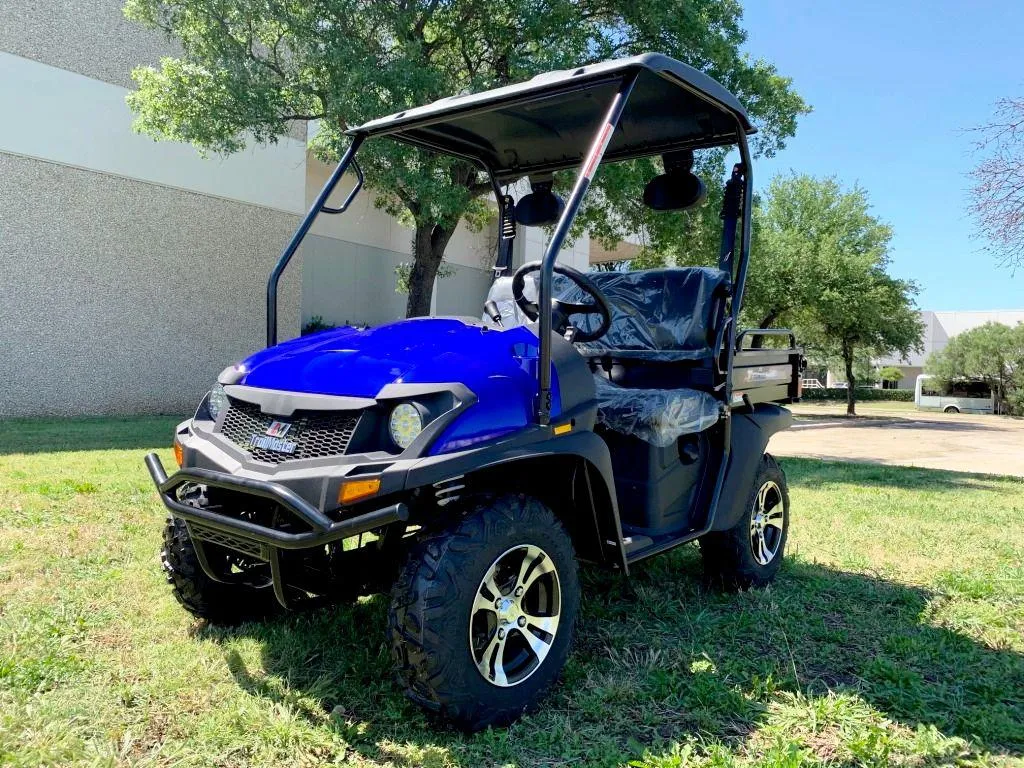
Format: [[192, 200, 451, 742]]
[[405, 428, 626, 570]]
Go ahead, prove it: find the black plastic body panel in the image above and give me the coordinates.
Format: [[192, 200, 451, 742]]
[[602, 429, 710, 536], [550, 331, 599, 418]]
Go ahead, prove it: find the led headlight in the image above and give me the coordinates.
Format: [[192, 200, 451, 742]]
[[207, 383, 229, 421], [389, 403, 424, 450]]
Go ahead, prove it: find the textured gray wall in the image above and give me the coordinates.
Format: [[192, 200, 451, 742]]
[[0, 0, 305, 141], [301, 236, 492, 328], [301, 237, 408, 328], [436, 262, 492, 318], [0, 0, 176, 89], [0, 153, 302, 417]]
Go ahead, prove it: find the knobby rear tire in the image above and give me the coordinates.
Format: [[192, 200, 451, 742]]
[[700, 453, 790, 590]]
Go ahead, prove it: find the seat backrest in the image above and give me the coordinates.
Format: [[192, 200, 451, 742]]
[[484, 266, 730, 362], [572, 267, 730, 361]]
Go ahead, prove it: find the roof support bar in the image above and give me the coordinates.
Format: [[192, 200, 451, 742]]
[[720, 117, 753, 406], [535, 70, 640, 425], [266, 134, 365, 347]]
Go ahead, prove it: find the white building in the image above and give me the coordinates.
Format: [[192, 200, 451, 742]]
[[874, 310, 1024, 389], [0, 1, 590, 417]]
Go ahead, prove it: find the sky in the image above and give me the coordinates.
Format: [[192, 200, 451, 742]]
[[737, 0, 1024, 311]]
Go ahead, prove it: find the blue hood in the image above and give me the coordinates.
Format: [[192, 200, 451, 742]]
[[238, 318, 559, 454], [239, 318, 544, 399]]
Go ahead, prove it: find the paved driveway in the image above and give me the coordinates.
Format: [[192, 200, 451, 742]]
[[769, 407, 1024, 477]]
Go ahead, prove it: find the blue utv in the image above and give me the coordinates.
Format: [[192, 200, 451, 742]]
[[146, 53, 803, 730]]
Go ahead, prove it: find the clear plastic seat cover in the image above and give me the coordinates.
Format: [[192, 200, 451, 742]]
[[482, 268, 725, 444], [593, 376, 720, 446]]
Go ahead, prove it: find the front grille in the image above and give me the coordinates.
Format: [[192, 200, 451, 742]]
[[219, 398, 361, 464]]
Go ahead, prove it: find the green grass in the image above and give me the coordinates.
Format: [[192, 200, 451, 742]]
[[1, 418, 1022, 767], [790, 400, 920, 415]]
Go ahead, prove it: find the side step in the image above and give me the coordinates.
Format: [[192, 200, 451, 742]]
[[620, 528, 704, 564]]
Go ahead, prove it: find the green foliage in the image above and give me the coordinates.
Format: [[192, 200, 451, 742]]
[[300, 315, 336, 335], [744, 175, 924, 414], [123, 0, 809, 314], [393, 260, 455, 295], [878, 366, 904, 382], [801, 387, 915, 402], [821, 352, 883, 387], [926, 321, 1024, 414]]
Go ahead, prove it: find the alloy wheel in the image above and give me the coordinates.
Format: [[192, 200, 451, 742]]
[[749, 480, 785, 566], [469, 544, 561, 687]]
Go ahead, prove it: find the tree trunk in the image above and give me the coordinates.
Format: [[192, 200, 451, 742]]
[[750, 311, 780, 348], [405, 221, 455, 318], [843, 345, 857, 416]]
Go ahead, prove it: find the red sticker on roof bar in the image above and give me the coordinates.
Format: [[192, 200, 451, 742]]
[[582, 122, 615, 180]]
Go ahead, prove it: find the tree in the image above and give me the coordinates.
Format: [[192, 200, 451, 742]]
[[743, 176, 880, 331], [878, 366, 904, 388], [124, 0, 808, 317], [800, 250, 922, 416], [926, 322, 1024, 414], [968, 97, 1024, 270], [741, 175, 923, 414]]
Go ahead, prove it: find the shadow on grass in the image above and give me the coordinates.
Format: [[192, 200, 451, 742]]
[[781, 457, 1023, 491], [0, 415, 183, 455], [201, 552, 1023, 765], [792, 415, 1002, 433]]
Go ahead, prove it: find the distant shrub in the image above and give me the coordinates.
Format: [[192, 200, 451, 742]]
[[301, 315, 336, 335], [802, 387, 915, 402], [879, 366, 904, 382]]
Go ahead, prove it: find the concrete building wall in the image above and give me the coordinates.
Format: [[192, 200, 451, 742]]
[[874, 309, 1024, 390], [0, 0, 177, 90], [0, 2, 307, 417], [300, 157, 498, 328], [0, 153, 302, 417], [1, 0, 604, 417]]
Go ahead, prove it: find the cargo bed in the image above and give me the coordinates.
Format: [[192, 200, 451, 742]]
[[730, 328, 803, 408]]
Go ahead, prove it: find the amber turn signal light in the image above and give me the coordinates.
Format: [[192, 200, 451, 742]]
[[338, 477, 381, 505], [173, 439, 184, 468]]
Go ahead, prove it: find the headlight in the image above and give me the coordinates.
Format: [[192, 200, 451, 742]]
[[207, 383, 229, 421], [389, 403, 424, 450]]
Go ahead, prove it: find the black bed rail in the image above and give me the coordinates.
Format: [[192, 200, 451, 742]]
[[735, 328, 797, 350]]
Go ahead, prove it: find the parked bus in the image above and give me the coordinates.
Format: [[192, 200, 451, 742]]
[[915, 374, 994, 414]]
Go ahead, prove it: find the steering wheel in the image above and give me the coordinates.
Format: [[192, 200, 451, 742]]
[[511, 261, 613, 343]]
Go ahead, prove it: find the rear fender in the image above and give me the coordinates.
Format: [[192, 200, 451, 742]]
[[710, 404, 793, 532]]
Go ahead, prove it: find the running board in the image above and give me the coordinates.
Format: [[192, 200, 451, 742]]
[[622, 529, 704, 564]]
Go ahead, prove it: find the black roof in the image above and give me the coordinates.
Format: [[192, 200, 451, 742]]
[[349, 53, 754, 180]]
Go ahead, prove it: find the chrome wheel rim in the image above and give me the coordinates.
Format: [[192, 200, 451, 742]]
[[469, 544, 561, 688], [749, 480, 785, 566]]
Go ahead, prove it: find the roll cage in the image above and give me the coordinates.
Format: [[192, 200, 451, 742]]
[[266, 53, 756, 425]]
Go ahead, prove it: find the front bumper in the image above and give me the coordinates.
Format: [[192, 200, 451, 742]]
[[146, 453, 408, 608], [145, 453, 408, 551]]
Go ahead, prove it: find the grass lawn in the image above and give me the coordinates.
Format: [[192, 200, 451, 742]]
[[1, 417, 1022, 767], [790, 400, 919, 416]]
